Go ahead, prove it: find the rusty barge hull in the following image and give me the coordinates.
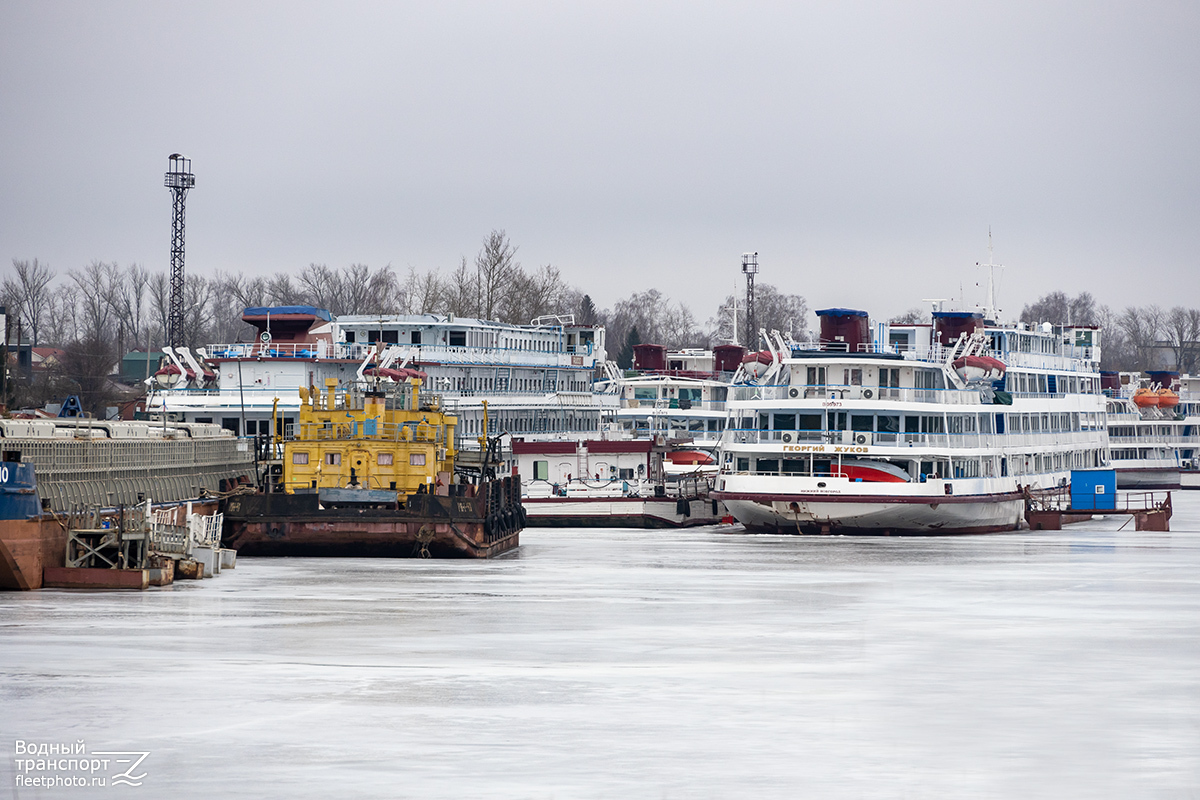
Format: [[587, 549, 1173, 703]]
[[0, 518, 64, 591], [221, 491, 521, 559]]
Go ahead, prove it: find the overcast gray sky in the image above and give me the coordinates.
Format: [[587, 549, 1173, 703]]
[[2, 1, 1197, 326]]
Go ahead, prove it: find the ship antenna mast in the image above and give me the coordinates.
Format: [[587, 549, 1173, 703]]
[[975, 227, 1003, 323], [164, 154, 195, 348]]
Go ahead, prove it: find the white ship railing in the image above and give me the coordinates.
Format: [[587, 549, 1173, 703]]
[[202, 340, 597, 369], [730, 385, 983, 405], [723, 428, 1106, 450], [790, 341, 1099, 371]]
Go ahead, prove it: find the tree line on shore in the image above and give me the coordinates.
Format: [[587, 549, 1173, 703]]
[[1, 231, 808, 410], [4, 232, 1195, 412]]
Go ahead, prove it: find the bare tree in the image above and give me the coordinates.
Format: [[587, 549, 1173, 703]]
[[403, 267, 444, 314], [148, 271, 170, 349], [265, 274, 304, 306], [443, 257, 477, 317], [889, 307, 927, 324], [299, 263, 342, 314], [3, 258, 55, 345], [707, 284, 809, 345], [499, 264, 571, 324], [109, 263, 151, 346], [1020, 291, 1098, 327], [1164, 306, 1200, 374], [53, 335, 119, 417], [475, 230, 519, 321], [1118, 305, 1165, 369], [68, 261, 118, 343]]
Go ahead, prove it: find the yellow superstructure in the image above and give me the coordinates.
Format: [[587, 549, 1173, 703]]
[[283, 378, 457, 495]]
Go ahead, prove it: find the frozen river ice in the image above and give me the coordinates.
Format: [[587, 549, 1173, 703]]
[[3, 496, 1200, 798]]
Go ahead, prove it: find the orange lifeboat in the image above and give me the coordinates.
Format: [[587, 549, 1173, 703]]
[[667, 450, 715, 466], [1132, 387, 1159, 408], [1158, 389, 1179, 410]]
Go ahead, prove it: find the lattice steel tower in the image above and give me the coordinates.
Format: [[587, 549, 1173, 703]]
[[741, 252, 758, 349], [164, 154, 195, 348]]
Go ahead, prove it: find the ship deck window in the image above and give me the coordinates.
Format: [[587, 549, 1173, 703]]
[[878, 415, 900, 433], [382, 330, 398, 344], [325, 452, 341, 465], [798, 414, 822, 431], [292, 452, 309, 464], [756, 459, 779, 473], [410, 453, 426, 466], [534, 460, 549, 481], [449, 331, 466, 347], [773, 413, 796, 430], [851, 415, 873, 432], [377, 453, 393, 466]]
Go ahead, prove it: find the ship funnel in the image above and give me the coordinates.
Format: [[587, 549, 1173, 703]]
[[713, 344, 747, 372], [932, 311, 983, 347], [816, 308, 870, 352], [633, 344, 666, 371]]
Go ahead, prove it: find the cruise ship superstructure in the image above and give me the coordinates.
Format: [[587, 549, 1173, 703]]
[[712, 308, 1111, 534], [145, 307, 608, 470]]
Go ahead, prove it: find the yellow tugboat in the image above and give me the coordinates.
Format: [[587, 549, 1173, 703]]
[[222, 374, 523, 558], [285, 377, 457, 498]]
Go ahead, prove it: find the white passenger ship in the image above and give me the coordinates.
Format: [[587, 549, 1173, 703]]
[[1104, 371, 1200, 489], [145, 306, 608, 471], [712, 308, 1111, 534]]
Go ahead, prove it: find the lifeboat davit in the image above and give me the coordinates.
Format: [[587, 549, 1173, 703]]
[[952, 355, 1006, 382], [833, 459, 910, 483], [1158, 389, 1179, 409], [1133, 388, 1159, 408], [740, 350, 775, 379]]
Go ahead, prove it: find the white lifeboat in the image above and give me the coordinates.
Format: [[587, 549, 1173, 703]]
[[952, 355, 1006, 383], [739, 350, 775, 379]]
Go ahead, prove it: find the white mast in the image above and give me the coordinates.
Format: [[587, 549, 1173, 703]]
[[976, 227, 1003, 322]]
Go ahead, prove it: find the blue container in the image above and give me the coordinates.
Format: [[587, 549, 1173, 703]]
[[1070, 470, 1116, 511]]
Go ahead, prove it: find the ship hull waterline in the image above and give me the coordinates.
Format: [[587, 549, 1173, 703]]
[[221, 491, 521, 559], [0, 518, 64, 591], [717, 490, 1028, 535], [522, 496, 724, 529]]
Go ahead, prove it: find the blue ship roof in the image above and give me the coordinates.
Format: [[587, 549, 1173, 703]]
[[242, 306, 333, 322], [931, 311, 982, 319], [815, 308, 868, 317]]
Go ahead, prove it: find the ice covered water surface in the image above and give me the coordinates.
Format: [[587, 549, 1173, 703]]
[[2, 496, 1200, 799]]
